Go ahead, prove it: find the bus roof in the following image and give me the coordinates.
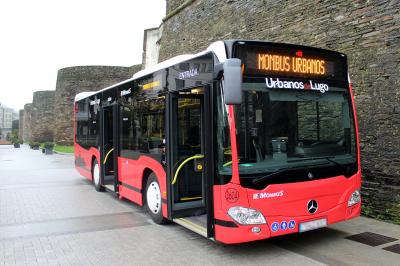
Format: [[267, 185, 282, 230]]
[[74, 41, 227, 102], [74, 39, 346, 102]]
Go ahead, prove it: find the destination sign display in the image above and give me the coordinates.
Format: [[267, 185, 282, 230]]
[[258, 53, 326, 76], [234, 44, 347, 81]]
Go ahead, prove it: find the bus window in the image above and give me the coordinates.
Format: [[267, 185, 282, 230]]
[[87, 98, 99, 148], [215, 83, 233, 175], [120, 106, 140, 159], [76, 99, 89, 148], [298, 101, 343, 142], [120, 97, 165, 161], [139, 98, 165, 155]]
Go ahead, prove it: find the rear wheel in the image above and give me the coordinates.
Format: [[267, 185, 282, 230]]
[[92, 159, 104, 192], [145, 174, 167, 224]]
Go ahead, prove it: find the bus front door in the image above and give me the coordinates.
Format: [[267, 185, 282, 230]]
[[101, 104, 119, 192], [168, 87, 212, 238]]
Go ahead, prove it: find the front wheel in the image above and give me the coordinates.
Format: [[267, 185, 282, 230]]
[[92, 159, 104, 192], [145, 174, 168, 224]]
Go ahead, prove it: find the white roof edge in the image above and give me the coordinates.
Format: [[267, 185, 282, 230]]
[[95, 77, 136, 95], [132, 50, 212, 79], [206, 41, 227, 63], [75, 92, 96, 102], [74, 41, 228, 101], [132, 54, 191, 79]]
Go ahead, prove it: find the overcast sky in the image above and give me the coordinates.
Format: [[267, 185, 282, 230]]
[[0, 0, 166, 111]]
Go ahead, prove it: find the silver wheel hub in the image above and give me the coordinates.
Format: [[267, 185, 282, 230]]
[[147, 181, 161, 215], [93, 163, 100, 186]]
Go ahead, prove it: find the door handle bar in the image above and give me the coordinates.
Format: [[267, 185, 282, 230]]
[[103, 148, 114, 164], [171, 154, 204, 185]]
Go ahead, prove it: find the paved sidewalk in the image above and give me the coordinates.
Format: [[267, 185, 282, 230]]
[[0, 145, 399, 265]]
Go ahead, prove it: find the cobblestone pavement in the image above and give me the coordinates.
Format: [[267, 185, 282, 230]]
[[0, 145, 399, 266]]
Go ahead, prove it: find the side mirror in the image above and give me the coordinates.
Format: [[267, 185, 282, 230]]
[[223, 58, 242, 104]]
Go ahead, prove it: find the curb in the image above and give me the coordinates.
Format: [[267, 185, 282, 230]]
[[53, 151, 74, 155]]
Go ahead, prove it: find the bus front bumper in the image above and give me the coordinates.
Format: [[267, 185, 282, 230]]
[[215, 200, 361, 244], [214, 173, 362, 244]]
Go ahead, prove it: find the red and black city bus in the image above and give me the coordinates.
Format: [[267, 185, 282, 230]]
[[74, 40, 361, 244]]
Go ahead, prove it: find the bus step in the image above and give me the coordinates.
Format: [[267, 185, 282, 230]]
[[173, 215, 207, 238], [104, 184, 115, 192]]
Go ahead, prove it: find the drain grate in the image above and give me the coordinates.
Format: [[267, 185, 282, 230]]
[[383, 244, 400, 255], [345, 232, 398, 247]]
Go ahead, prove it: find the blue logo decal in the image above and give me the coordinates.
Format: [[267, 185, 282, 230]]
[[280, 221, 288, 230], [271, 222, 279, 232], [288, 220, 296, 229]]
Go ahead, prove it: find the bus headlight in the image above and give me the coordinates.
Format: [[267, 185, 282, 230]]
[[228, 207, 266, 225], [348, 190, 361, 207]]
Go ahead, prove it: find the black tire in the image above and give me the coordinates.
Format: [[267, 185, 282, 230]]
[[92, 159, 104, 192], [144, 174, 168, 224]]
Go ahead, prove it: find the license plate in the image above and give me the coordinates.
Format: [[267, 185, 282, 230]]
[[299, 218, 327, 232]]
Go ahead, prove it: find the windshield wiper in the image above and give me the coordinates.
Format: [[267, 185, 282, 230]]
[[252, 162, 330, 185], [289, 156, 351, 172], [323, 157, 344, 168], [288, 156, 336, 163]]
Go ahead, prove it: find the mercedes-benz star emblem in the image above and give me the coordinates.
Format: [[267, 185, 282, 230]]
[[307, 200, 318, 214]]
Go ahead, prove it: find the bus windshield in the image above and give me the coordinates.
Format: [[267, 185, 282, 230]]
[[216, 82, 357, 178]]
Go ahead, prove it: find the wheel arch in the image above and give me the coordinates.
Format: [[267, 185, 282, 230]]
[[141, 168, 154, 203], [91, 155, 97, 180], [89, 147, 101, 181], [138, 157, 167, 219]]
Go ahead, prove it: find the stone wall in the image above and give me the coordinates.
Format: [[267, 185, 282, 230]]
[[22, 104, 32, 143], [30, 91, 55, 143], [142, 27, 163, 69], [129, 64, 142, 76], [166, 0, 186, 14], [160, 0, 400, 223], [54, 65, 140, 145], [18, 110, 24, 142]]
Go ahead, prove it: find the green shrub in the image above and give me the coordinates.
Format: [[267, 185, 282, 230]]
[[44, 142, 55, 149], [29, 141, 40, 148], [11, 136, 20, 144]]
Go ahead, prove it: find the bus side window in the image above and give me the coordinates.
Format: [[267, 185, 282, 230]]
[[87, 99, 98, 148], [139, 97, 165, 155], [76, 99, 89, 148], [120, 96, 165, 160], [120, 106, 140, 159]]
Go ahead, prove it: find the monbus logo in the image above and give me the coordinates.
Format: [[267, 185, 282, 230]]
[[253, 190, 284, 200], [265, 77, 329, 93]]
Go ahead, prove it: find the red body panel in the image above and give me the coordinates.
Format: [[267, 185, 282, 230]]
[[214, 172, 361, 244], [74, 143, 100, 181], [74, 143, 169, 219], [117, 155, 168, 218], [228, 105, 240, 184]]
